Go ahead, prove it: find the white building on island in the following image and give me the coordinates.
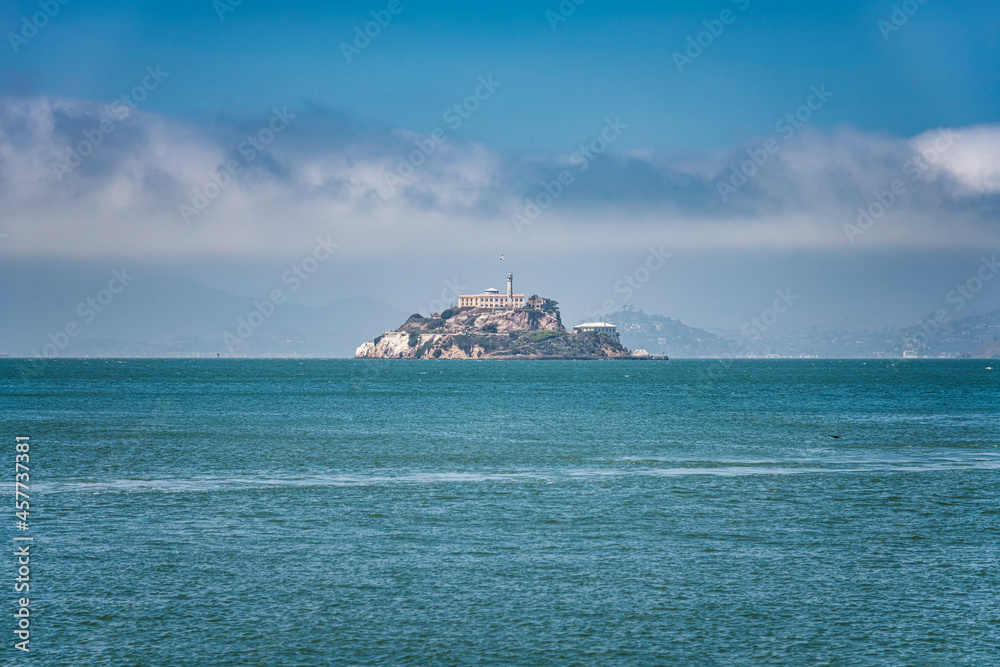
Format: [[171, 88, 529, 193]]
[[573, 322, 619, 338], [458, 273, 545, 310]]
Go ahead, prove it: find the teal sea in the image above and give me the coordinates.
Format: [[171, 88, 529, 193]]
[[3, 359, 999, 665]]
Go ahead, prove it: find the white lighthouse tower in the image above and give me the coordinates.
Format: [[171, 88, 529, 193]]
[[507, 272, 513, 306]]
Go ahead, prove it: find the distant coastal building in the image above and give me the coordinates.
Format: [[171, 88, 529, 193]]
[[573, 322, 619, 338], [458, 273, 526, 310]]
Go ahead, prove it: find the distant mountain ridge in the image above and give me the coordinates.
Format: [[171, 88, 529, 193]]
[[0, 266, 407, 358], [604, 307, 1000, 359], [3, 265, 998, 359], [606, 307, 733, 358]]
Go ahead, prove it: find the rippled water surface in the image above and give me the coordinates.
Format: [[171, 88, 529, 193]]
[[3, 359, 999, 665]]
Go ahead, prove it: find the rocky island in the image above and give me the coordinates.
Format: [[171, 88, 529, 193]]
[[354, 273, 633, 360]]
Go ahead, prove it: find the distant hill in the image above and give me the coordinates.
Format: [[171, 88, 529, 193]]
[[753, 309, 1000, 358], [973, 337, 1000, 359], [604, 307, 733, 358], [602, 306, 1000, 358], [0, 265, 406, 358]]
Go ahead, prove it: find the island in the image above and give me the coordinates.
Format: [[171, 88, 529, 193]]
[[354, 273, 643, 360]]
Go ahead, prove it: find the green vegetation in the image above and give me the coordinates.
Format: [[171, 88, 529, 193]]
[[407, 313, 424, 321], [440, 308, 455, 320], [471, 334, 505, 353], [408, 332, 420, 347], [432, 348, 442, 358], [482, 323, 498, 333], [452, 334, 472, 354], [373, 335, 383, 345]]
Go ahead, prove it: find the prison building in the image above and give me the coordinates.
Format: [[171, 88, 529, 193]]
[[458, 273, 526, 310]]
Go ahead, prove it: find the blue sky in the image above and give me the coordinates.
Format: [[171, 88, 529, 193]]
[[5, 0, 998, 151], [1, 0, 999, 328]]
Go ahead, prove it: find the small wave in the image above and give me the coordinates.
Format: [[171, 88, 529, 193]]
[[32, 472, 543, 495], [570, 461, 1000, 478], [28, 456, 1000, 495]]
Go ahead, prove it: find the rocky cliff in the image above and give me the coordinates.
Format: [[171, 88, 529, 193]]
[[355, 307, 631, 359]]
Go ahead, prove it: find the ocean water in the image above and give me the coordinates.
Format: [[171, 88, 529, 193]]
[[2, 358, 999, 665]]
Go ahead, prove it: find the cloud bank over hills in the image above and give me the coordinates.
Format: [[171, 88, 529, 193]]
[[2, 96, 999, 259]]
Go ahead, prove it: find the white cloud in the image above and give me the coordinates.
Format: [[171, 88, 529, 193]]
[[0, 96, 997, 258], [911, 125, 1000, 196]]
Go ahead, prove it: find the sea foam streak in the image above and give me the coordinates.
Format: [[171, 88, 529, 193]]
[[34, 453, 1000, 494]]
